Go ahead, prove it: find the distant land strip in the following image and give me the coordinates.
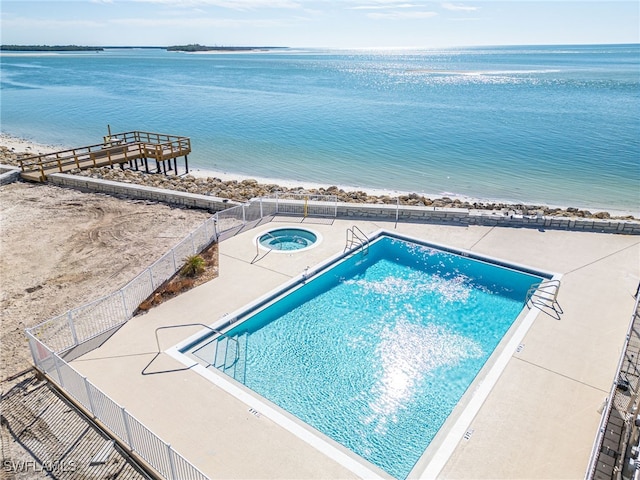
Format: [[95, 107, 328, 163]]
[[167, 44, 283, 52], [0, 45, 104, 51], [0, 44, 284, 52]]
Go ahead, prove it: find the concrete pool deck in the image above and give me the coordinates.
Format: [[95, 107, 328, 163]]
[[70, 217, 640, 479]]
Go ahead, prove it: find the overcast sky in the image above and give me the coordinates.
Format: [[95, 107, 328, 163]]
[[1, 1, 638, 49]]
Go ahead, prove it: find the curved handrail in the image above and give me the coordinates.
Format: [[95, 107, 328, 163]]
[[256, 231, 278, 257], [345, 225, 369, 255], [525, 279, 563, 319], [142, 323, 239, 375]]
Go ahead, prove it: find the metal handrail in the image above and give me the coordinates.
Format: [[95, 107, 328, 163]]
[[142, 323, 239, 375], [525, 279, 563, 319], [526, 279, 561, 301], [255, 231, 278, 257], [345, 225, 369, 255], [253, 231, 311, 264]]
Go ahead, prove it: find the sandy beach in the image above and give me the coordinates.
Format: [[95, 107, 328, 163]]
[[0, 133, 65, 156], [0, 132, 457, 201], [1, 133, 636, 219], [0, 167, 212, 474]]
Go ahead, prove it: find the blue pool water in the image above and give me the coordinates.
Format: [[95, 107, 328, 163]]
[[187, 235, 544, 479], [258, 228, 318, 251]]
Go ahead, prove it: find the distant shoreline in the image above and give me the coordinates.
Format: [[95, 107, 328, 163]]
[[0, 44, 285, 53], [166, 44, 284, 53], [0, 45, 104, 52]]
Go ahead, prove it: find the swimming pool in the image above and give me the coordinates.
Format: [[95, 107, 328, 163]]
[[178, 232, 549, 479]]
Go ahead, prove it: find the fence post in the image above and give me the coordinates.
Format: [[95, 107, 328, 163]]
[[242, 204, 246, 224], [122, 407, 134, 450], [53, 354, 64, 388], [27, 335, 39, 369], [203, 217, 210, 243], [166, 444, 177, 480], [396, 197, 400, 225], [27, 331, 40, 368], [67, 311, 79, 346], [121, 290, 129, 318], [276, 192, 279, 215], [259, 197, 263, 219], [84, 377, 96, 416], [149, 268, 155, 291]]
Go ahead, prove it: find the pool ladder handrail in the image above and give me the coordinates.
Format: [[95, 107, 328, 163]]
[[252, 231, 279, 264], [195, 330, 241, 371], [256, 231, 278, 257], [345, 226, 369, 255], [525, 279, 563, 320], [142, 323, 239, 375]]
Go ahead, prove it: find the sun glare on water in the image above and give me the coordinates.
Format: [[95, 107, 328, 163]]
[[364, 318, 483, 434]]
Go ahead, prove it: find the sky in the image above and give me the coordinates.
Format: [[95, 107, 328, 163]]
[[0, 1, 638, 49]]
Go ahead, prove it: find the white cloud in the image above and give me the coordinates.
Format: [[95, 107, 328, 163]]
[[441, 2, 479, 12], [350, 3, 419, 10], [346, 1, 438, 19], [110, 15, 290, 28], [2, 16, 105, 29], [367, 10, 438, 19], [130, 0, 302, 9]]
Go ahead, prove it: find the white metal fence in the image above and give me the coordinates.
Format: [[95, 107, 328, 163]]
[[212, 193, 337, 241], [269, 192, 338, 217], [26, 193, 340, 352], [27, 216, 218, 352], [25, 214, 220, 479], [24, 192, 339, 480], [25, 332, 208, 480], [584, 292, 640, 479]]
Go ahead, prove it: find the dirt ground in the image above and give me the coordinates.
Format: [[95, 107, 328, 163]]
[[0, 181, 211, 380], [0, 181, 212, 477]]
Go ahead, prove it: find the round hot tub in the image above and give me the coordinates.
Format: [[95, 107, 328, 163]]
[[257, 227, 320, 252]]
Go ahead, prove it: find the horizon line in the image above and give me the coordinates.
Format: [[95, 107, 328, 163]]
[[1, 42, 639, 50]]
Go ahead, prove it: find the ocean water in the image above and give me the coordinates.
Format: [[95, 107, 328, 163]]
[[1, 44, 638, 214]]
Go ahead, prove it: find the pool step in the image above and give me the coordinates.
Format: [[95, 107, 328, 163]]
[[212, 336, 231, 369]]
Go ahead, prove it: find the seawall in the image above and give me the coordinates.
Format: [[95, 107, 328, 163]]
[[42, 173, 640, 235]]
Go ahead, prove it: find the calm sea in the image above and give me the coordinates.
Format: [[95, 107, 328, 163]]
[[1, 44, 638, 214]]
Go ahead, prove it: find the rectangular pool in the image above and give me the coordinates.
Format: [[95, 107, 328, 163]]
[[177, 232, 549, 479]]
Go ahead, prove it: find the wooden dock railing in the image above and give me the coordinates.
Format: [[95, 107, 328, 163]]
[[18, 131, 191, 182]]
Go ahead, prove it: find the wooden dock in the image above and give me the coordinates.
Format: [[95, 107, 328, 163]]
[[18, 131, 191, 182]]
